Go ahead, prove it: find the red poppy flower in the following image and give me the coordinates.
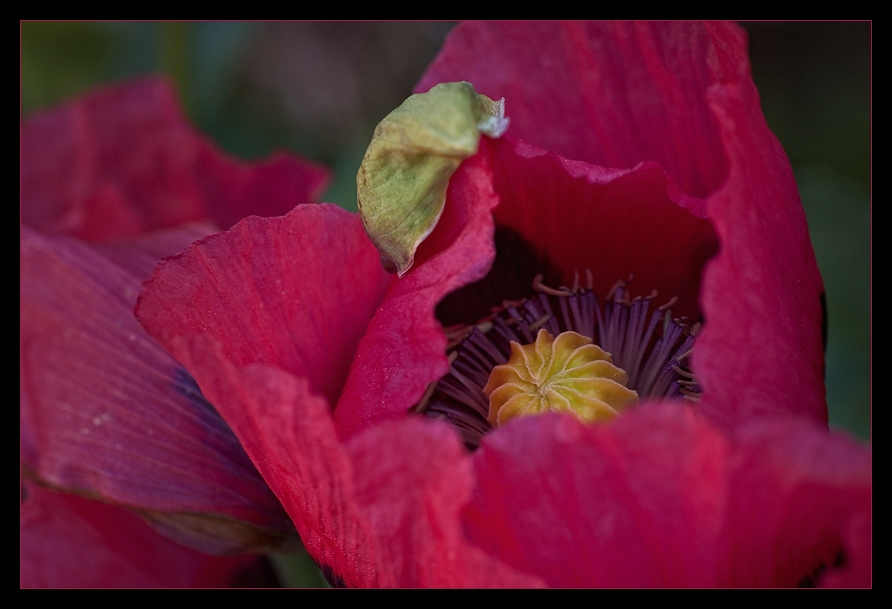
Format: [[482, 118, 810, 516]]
[[67, 22, 874, 587], [20, 76, 329, 586], [133, 22, 871, 587]]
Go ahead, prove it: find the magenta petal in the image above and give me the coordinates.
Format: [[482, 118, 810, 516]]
[[21, 481, 272, 588], [463, 407, 870, 587], [21, 76, 329, 241], [137, 204, 392, 410], [21, 226, 295, 554]]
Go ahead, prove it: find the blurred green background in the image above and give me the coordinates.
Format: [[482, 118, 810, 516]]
[[21, 18, 870, 491]]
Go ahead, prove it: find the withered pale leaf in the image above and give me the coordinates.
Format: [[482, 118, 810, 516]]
[[357, 82, 508, 276]]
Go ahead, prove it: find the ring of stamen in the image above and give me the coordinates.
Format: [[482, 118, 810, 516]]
[[418, 273, 701, 450]]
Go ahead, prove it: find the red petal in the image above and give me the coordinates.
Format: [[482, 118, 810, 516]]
[[463, 407, 870, 587], [136, 199, 537, 586], [418, 21, 729, 199], [129, 22, 848, 588], [420, 21, 826, 426], [485, 135, 718, 319], [722, 417, 871, 588], [20, 481, 273, 588], [160, 334, 539, 587], [334, 150, 500, 438], [21, 76, 329, 242], [137, 204, 392, 410], [345, 418, 541, 587], [695, 22, 827, 427], [21, 226, 295, 554]]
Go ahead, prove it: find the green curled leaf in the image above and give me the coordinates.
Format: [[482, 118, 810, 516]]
[[357, 81, 508, 276]]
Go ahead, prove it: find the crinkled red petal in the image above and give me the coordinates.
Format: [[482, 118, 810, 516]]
[[137, 204, 392, 409], [161, 334, 539, 587], [418, 21, 729, 200], [334, 151, 500, 438], [485, 134, 718, 319], [463, 406, 870, 587]]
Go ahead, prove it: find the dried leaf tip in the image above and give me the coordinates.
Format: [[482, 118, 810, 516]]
[[357, 82, 508, 276]]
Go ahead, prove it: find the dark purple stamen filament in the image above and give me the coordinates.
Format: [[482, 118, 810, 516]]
[[417, 274, 701, 450]]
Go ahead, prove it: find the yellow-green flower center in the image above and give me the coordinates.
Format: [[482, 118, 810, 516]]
[[484, 329, 639, 426]]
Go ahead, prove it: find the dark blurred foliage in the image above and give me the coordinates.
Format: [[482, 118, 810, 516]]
[[21, 21, 869, 439]]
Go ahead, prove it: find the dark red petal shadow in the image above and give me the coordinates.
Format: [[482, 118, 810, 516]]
[[21, 226, 295, 554], [486, 135, 718, 320], [21, 481, 274, 588]]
